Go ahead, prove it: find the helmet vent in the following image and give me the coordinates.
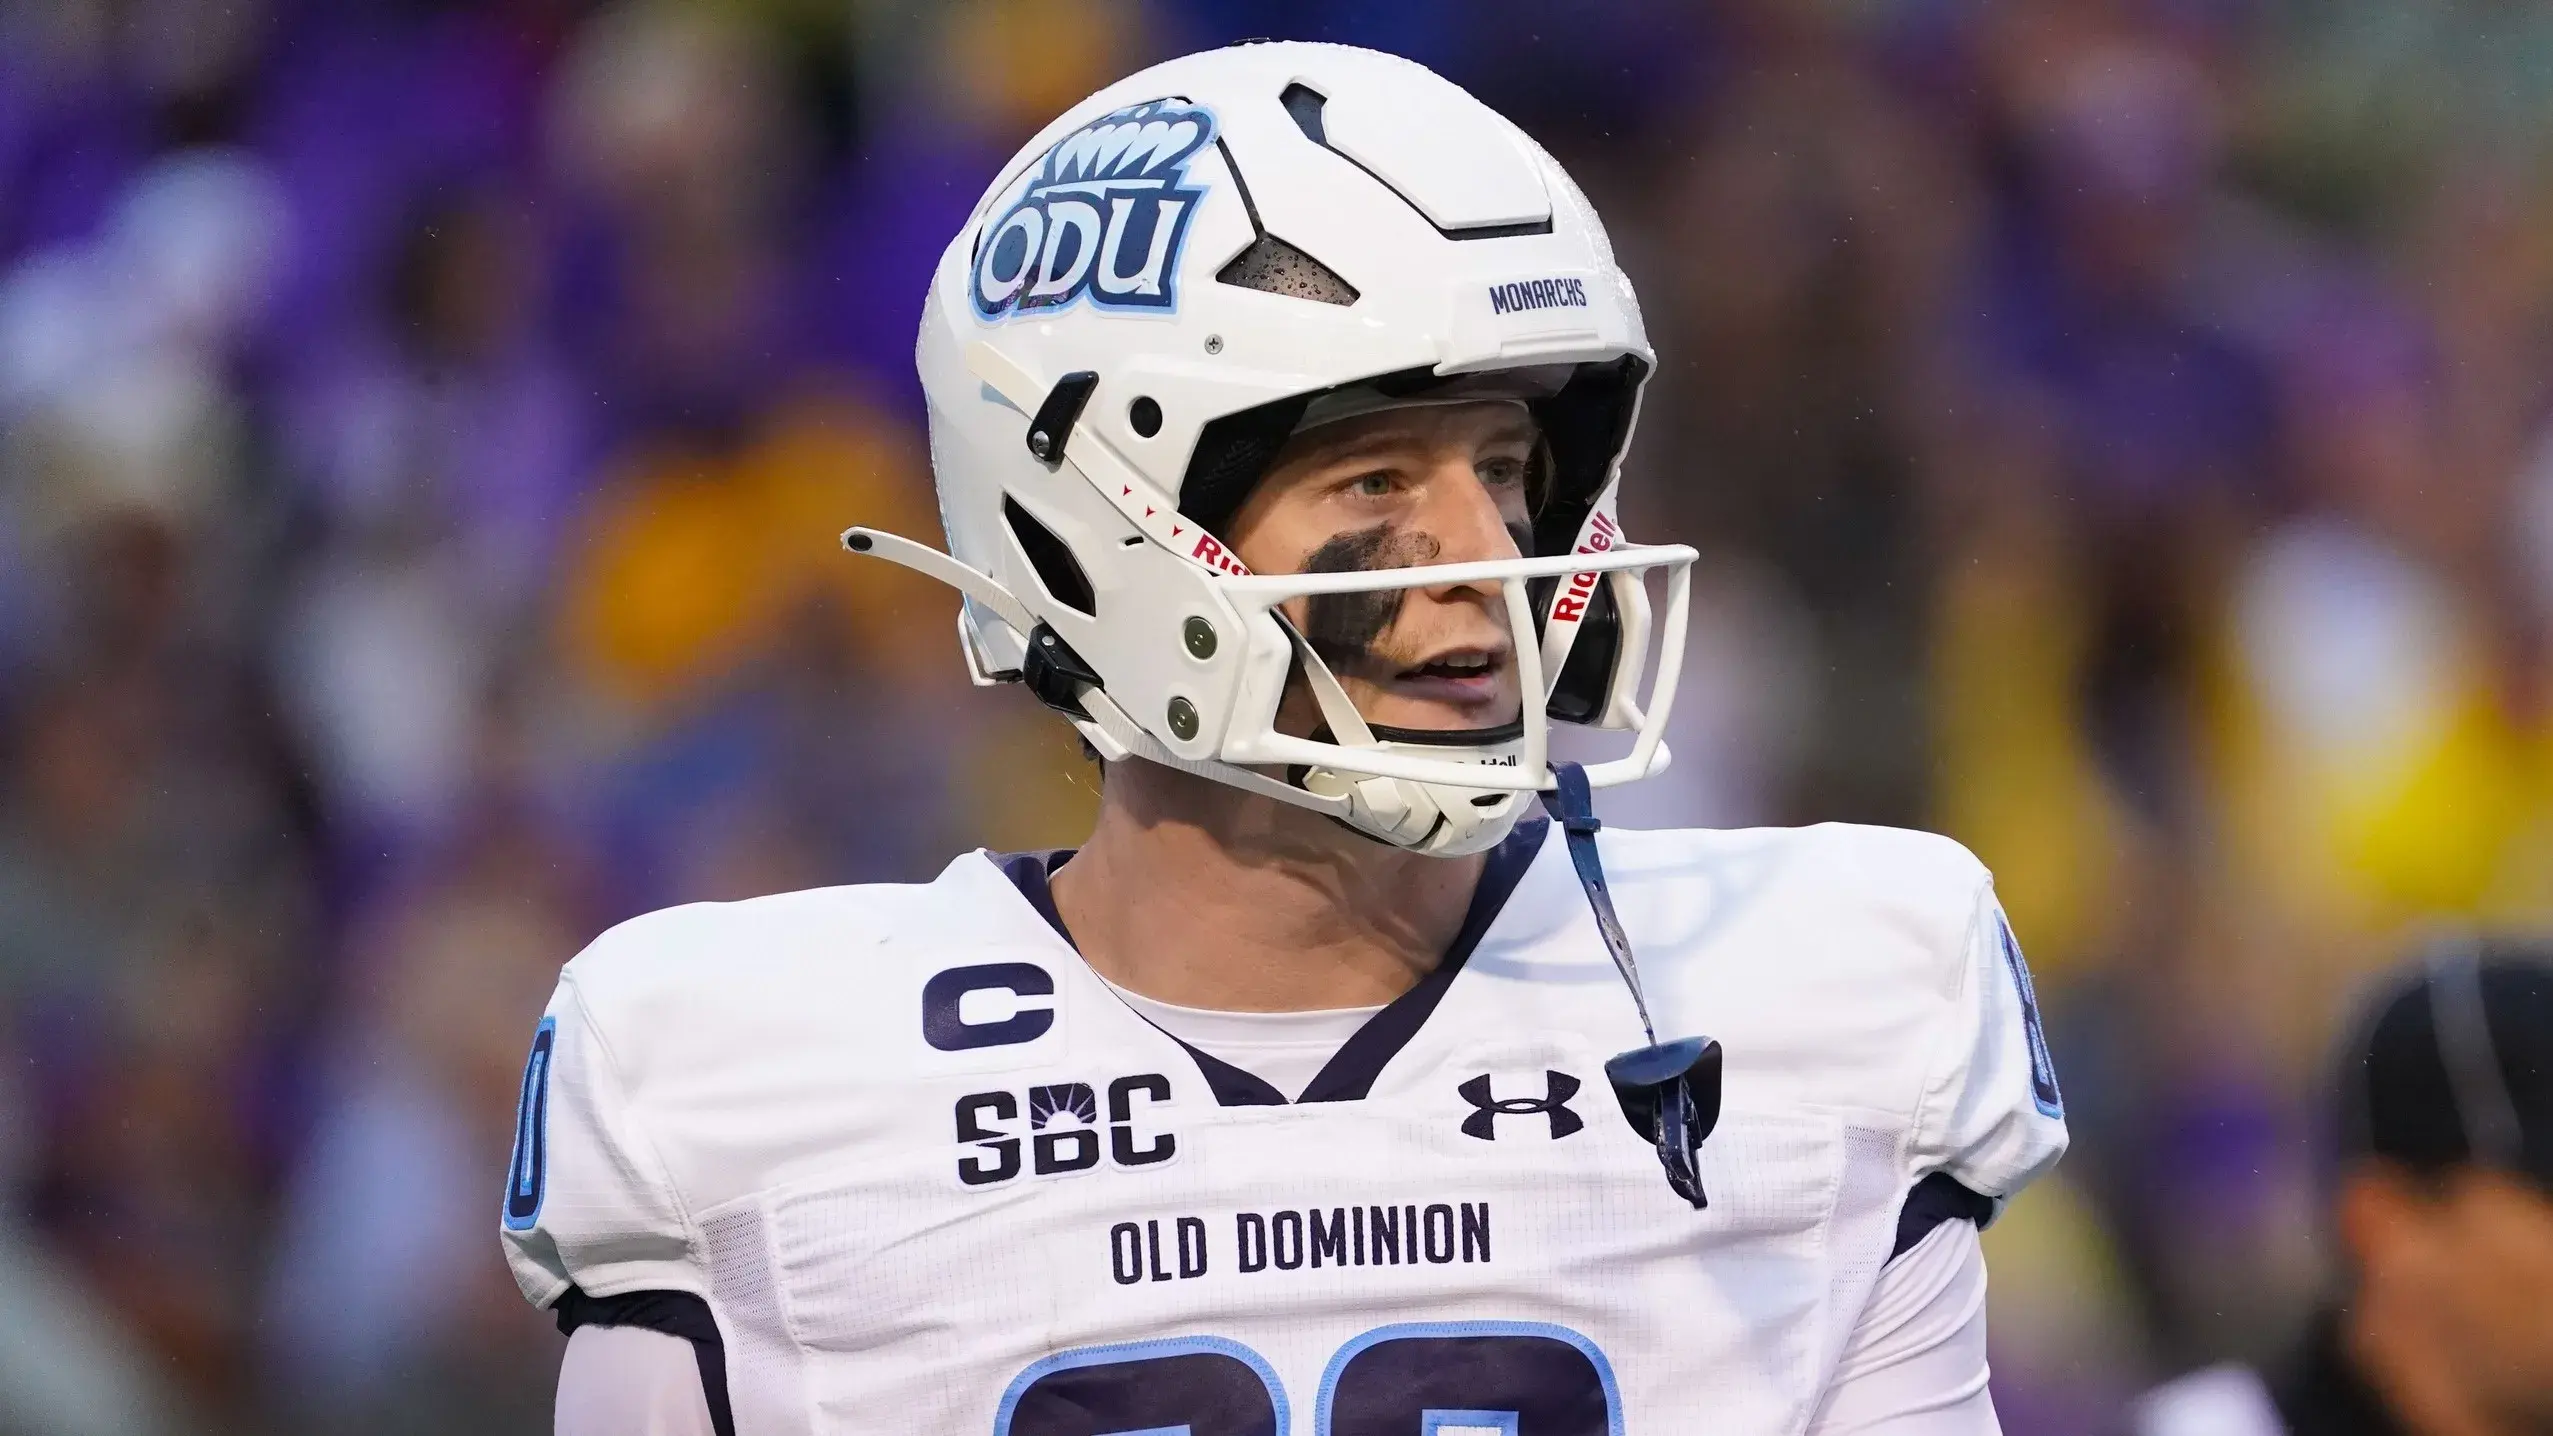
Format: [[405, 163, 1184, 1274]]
[[1003, 496, 1097, 617], [1280, 82, 1330, 145], [1217, 233, 1360, 306]]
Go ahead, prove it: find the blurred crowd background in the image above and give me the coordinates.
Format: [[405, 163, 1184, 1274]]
[[2, 0, 2549, 1431]]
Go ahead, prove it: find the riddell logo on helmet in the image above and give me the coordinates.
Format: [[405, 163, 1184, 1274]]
[[1189, 532, 1250, 577], [1549, 511, 1620, 623], [972, 100, 1217, 322], [1488, 277, 1589, 315]]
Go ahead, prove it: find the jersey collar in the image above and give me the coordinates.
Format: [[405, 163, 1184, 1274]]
[[987, 818, 1551, 1107]]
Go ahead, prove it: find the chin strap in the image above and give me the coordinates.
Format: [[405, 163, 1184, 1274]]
[[1542, 760, 1723, 1209]]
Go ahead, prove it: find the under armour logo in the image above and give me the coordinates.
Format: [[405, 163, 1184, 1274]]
[[1458, 1071, 1584, 1141]]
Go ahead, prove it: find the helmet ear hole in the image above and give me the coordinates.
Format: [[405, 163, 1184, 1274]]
[[1528, 354, 1648, 556], [1003, 496, 1098, 616], [1179, 394, 1311, 539]]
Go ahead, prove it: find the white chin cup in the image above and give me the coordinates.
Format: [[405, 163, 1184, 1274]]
[[1300, 745, 1532, 856], [1268, 571, 1535, 857]]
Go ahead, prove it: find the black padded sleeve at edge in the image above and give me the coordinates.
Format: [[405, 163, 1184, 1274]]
[[553, 1286, 736, 1436], [1891, 1171, 1996, 1261]]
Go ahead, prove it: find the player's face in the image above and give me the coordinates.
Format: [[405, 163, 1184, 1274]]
[[1224, 402, 1537, 736], [2351, 1167, 2553, 1425], [2435, 1173, 2553, 1425]]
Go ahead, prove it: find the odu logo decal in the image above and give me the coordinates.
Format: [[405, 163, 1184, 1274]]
[[972, 99, 1217, 322]]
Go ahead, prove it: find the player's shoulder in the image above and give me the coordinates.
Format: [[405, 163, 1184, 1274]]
[[1595, 818, 1991, 974], [1599, 815, 1987, 887], [1579, 821, 2002, 1117], [555, 849, 1044, 1047]]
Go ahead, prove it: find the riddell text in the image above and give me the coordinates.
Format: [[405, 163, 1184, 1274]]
[[1190, 532, 1251, 576], [1550, 510, 1622, 624]]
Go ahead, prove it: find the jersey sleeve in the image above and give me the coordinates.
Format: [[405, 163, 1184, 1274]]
[[500, 964, 699, 1309], [1907, 878, 2069, 1204]]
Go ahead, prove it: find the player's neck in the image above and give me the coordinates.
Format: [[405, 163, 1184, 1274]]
[[1047, 757, 1486, 1013], [2347, 1292, 2524, 1436]]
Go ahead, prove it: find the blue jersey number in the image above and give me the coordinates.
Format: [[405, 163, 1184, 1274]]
[[994, 1323, 1620, 1436], [995, 1336, 1285, 1436], [1996, 913, 2064, 1119], [1319, 1323, 1621, 1436], [503, 1017, 556, 1231]]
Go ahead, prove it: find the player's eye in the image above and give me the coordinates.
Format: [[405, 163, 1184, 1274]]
[[1477, 456, 1528, 489], [1344, 470, 1397, 498]]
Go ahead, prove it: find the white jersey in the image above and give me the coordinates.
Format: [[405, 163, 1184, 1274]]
[[502, 817, 2067, 1435]]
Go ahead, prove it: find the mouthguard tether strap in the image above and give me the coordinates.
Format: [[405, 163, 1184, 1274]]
[[1542, 760, 1724, 1209]]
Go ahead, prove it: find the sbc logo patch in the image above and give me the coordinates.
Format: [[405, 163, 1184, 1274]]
[[954, 1072, 1176, 1186], [972, 99, 1216, 322]]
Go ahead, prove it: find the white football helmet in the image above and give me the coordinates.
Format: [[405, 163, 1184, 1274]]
[[847, 41, 1695, 856]]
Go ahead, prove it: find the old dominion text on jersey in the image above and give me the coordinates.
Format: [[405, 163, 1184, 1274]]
[[1106, 1198, 1496, 1287]]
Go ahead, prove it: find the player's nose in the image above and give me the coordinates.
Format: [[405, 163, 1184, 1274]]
[[1411, 451, 1524, 600]]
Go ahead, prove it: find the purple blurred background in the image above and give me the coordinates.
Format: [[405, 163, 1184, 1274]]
[[3, 1, 2550, 1431]]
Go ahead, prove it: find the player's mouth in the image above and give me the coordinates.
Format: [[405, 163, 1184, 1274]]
[[1383, 644, 1512, 710]]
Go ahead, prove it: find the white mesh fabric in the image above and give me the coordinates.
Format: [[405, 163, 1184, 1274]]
[[702, 1200, 811, 1436], [1813, 1127, 1920, 1403]]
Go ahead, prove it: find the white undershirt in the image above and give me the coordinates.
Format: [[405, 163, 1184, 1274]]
[[2132, 1364, 2288, 1436], [1804, 1219, 1999, 1433], [1099, 979, 1384, 1100], [555, 1188, 2001, 1436]]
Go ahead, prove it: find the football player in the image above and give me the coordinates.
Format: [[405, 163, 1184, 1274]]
[[504, 42, 2068, 1435], [2134, 941, 2553, 1436]]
